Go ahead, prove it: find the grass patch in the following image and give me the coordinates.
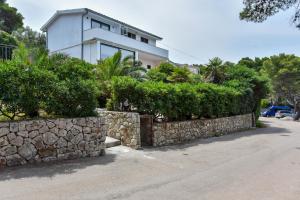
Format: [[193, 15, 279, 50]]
[[256, 120, 267, 128]]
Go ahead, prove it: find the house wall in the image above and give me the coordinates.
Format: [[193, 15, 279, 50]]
[[83, 42, 98, 64], [83, 12, 157, 47], [47, 14, 83, 58]]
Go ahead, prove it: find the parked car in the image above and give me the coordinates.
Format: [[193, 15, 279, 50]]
[[261, 106, 292, 117], [275, 110, 294, 119]]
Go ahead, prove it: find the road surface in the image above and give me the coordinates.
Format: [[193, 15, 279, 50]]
[[1, 117, 300, 200]]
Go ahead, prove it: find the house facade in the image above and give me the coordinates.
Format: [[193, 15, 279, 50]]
[[41, 8, 169, 68]]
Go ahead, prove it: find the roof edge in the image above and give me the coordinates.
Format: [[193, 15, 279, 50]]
[[40, 8, 163, 40]]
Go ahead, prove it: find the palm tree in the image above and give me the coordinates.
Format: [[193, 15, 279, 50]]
[[203, 57, 226, 84], [96, 51, 146, 80], [96, 51, 146, 107]]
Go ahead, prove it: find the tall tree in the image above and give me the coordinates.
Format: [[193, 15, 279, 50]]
[[12, 26, 46, 50], [0, 0, 23, 33], [262, 54, 300, 120], [240, 0, 300, 28], [202, 57, 227, 84]]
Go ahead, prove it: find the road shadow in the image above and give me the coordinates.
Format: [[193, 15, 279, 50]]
[[0, 153, 116, 181], [143, 123, 291, 152]]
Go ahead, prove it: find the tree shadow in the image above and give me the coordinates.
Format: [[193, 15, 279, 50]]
[[0, 153, 116, 181], [143, 124, 291, 152]]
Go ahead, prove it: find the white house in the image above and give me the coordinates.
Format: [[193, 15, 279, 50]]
[[41, 8, 169, 69]]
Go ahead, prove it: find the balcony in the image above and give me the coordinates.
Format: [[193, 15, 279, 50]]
[[83, 28, 168, 59]]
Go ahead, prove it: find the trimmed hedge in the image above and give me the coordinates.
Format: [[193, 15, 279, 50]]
[[108, 77, 255, 121]]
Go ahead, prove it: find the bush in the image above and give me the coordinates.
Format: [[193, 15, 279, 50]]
[[109, 77, 255, 121], [0, 30, 17, 45], [0, 55, 99, 120], [0, 61, 57, 119], [146, 62, 192, 83], [44, 55, 99, 117]]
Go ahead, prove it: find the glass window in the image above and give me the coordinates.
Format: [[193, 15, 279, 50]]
[[100, 44, 135, 61], [100, 44, 119, 60], [141, 37, 149, 44], [127, 32, 136, 40], [121, 49, 135, 59], [91, 20, 101, 29], [91, 19, 110, 31]]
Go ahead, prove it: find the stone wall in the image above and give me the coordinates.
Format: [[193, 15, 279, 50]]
[[0, 117, 106, 167], [98, 111, 141, 149], [152, 114, 253, 147]]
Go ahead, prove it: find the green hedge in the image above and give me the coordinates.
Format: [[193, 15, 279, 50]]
[[108, 77, 255, 121], [0, 56, 98, 120]]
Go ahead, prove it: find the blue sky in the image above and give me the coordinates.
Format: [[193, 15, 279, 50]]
[[7, 0, 300, 64]]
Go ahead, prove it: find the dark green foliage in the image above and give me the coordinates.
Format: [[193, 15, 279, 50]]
[[201, 57, 227, 84], [0, 0, 23, 33], [224, 65, 270, 119], [0, 30, 17, 45], [109, 77, 255, 121], [0, 62, 57, 119], [0, 54, 99, 120], [146, 62, 192, 83], [240, 0, 300, 28], [43, 55, 99, 117]]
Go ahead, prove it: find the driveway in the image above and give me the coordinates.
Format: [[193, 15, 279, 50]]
[[1, 118, 300, 200]]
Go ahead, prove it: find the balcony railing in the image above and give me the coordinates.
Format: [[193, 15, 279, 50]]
[[84, 28, 169, 59], [0, 44, 16, 60]]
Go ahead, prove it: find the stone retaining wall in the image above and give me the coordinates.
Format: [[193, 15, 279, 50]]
[[98, 111, 141, 149], [153, 114, 253, 147], [0, 117, 106, 167]]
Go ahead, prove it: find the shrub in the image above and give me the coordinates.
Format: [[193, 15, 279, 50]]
[[146, 62, 192, 83], [0, 61, 57, 119], [224, 65, 269, 119], [109, 77, 255, 121], [44, 55, 99, 117], [0, 55, 99, 120]]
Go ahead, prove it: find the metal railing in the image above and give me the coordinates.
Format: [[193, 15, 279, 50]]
[[0, 44, 16, 60]]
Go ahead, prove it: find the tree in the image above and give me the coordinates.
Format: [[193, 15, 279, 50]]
[[0, 30, 17, 45], [168, 66, 192, 83], [202, 57, 227, 84], [12, 26, 46, 50], [0, 0, 23, 33], [96, 51, 146, 107], [240, 0, 300, 28], [238, 57, 269, 72], [262, 54, 300, 120]]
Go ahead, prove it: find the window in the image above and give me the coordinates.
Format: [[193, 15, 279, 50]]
[[91, 19, 110, 31], [127, 32, 136, 40], [147, 65, 151, 70], [141, 37, 149, 44], [100, 44, 135, 61], [100, 44, 119, 60], [121, 49, 135, 59], [121, 26, 127, 35]]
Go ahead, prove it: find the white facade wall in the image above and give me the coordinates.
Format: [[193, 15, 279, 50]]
[[47, 14, 83, 58], [83, 42, 98, 64], [44, 9, 168, 66]]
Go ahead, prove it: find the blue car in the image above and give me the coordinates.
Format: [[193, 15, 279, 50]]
[[262, 106, 292, 117]]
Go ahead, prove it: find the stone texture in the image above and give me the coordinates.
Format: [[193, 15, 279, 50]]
[[0, 116, 106, 167], [98, 111, 141, 149], [6, 154, 26, 166], [152, 114, 254, 147], [43, 132, 58, 145], [18, 143, 37, 160], [10, 136, 23, 147]]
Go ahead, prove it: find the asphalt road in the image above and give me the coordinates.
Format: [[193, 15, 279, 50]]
[[1, 117, 300, 200]]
